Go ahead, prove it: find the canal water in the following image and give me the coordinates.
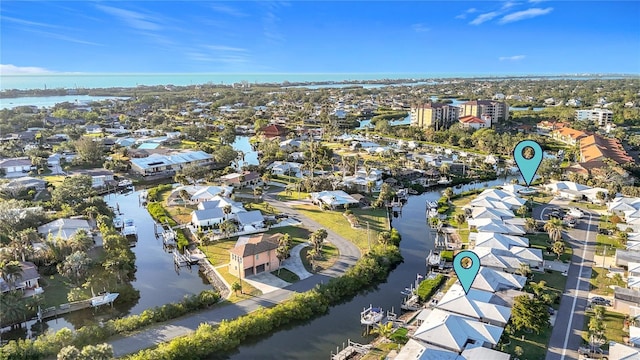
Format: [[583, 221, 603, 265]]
[[2, 189, 212, 340], [226, 175, 518, 359]]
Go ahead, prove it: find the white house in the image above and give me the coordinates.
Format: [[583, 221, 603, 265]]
[[236, 210, 265, 232], [412, 308, 504, 353], [268, 161, 303, 177], [473, 232, 529, 250], [309, 190, 359, 210], [394, 339, 510, 360], [628, 262, 640, 291], [191, 208, 225, 228], [435, 283, 512, 327], [470, 207, 515, 221], [38, 219, 92, 241], [471, 267, 526, 293], [0, 157, 33, 177], [469, 218, 526, 235]]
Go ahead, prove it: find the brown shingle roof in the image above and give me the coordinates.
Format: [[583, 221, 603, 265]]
[[229, 233, 281, 257]]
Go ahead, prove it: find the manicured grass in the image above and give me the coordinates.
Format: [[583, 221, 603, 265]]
[[570, 201, 607, 211], [217, 266, 262, 302], [300, 243, 339, 273], [360, 342, 401, 360], [265, 226, 311, 242], [161, 191, 197, 224], [582, 310, 628, 349], [271, 268, 299, 283], [199, 239, 238, 266], [595, 233, 624, 256], [40, 274, 71, 307], [293, 205, 389, 251], [43, 175, 66, 187], [589, 267, 625, 296], [245, 200, 280, 215], [277, 190, 310, 202]]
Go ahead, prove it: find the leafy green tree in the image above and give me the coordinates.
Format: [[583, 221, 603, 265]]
[[511, 295, 550, 334], [231, 281, 242, 295], [371, 322, 394, 339], [276, 234, 292, 274], [454, 213, 466, 229], [74, 137, 104, 165], [219, 220, 238, 239], [220, 124, 236, 146], [57, 251, 92, 286], [212, 145, 238, 168], [51, 175, 95, 211], [0, 260, 22, 291], [79, 343, 114, 360], [57, 345, 81, 360]]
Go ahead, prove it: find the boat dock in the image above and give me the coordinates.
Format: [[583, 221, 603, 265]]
[[330, 339, 372, 360], [38, 292, 118, 321], [174, 248, 206, 268]]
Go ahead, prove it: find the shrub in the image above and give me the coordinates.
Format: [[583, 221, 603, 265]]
[[416, 274, 444, 302]]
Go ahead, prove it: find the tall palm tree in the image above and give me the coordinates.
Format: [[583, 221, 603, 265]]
[[0, 260, 23, 291], [544, 218, 565, 243], [222, 204, 232, 220], [525, 218, 537, 233], [69, 230, 94, 253], [276, 234, 292, 274]]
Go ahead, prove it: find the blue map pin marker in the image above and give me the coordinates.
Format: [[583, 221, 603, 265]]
[[453, 250, 480, 295], [513, 140, 543, 187]]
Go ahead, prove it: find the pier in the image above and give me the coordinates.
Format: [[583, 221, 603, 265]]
[[330, 339, 372, 360]]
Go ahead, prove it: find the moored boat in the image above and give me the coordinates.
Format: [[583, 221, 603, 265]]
[[360, 305, 384, 325], [91, 292, 119, 307]]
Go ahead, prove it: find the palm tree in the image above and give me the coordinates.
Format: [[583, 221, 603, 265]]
[[253, 186, 263, 200], [231, 281, 242, 295], [310, 229, 328, 254], [306, 248, 317, 272], [371, 322, 394, 339], [443, 187, 454, 202], [57, 251, 92, 286], [222, 204, 232, 220], [276, 234, 292, 274], [517, 262, 531, 278], [11, 228, 38, 262], [525, 218, 537, 233], [544, 218, 565, 243], [377, 231, 391, 248], [552, 241, 565, 260], [219, 220, 238, 239], [454, 213, 466, 229], [516, 205, 528, 218], [0, 260, 23, 291], [69, 230, 94, 253]]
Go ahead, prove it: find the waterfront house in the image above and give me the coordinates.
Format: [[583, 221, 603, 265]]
[[470, 207, 515, 221], [0, 261, 42, 296], [71, 169, 116, 188], [411, 308, 504, 354], [219, 171, 261, 189], [191, 208, 225, 228], [38, 219, 92, 241], [268, 161, 303, 177], [394, 338, 510, 360], [0, 157, 33, 177], [435, 283, 512, 327], [228, 233, 282, 278], [472, 232, 529, 251], [471, 267, 527, 293], [468, 218, 526, 236]]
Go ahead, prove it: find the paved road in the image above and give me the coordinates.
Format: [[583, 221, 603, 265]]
[[535, 203, 598, 360], [108, 189, 361, 357]]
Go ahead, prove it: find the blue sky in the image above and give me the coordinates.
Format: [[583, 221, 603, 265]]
[[1, 1, 639, 74]]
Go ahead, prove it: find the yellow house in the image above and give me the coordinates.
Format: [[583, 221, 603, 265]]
[[229, 233, 283, 279]]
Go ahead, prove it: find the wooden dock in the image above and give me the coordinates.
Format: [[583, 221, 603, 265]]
[[331, 339, 372, 360], [39, 299, 92, 320]]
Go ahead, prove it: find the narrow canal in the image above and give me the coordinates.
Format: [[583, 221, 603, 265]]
[[225, 175, 517, 359]]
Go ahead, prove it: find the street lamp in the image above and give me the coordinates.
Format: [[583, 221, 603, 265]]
[[237, 256, 243, 294]]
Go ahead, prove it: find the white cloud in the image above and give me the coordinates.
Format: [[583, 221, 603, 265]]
[[0, 64, 54, 75], [470, 12, 500, 25], [412, 23, 430, 33], [204, 45, 248, 52], [0, 16, 61, 29], [499, 55, 526, 61], [95, 5, 162, 31], [501, 1, 519, 10], [499, 7, 553, 24], [455, 7, 477, 19], [210, 4, 248, 17]]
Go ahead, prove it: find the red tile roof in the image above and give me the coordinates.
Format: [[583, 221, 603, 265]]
[[459, 115, 485, 124], [580, 134, 633, 165]]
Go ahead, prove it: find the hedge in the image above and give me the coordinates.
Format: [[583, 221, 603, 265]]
[[0, 290, 221, 360], [146, 202, 189, 249], [125, 238, 404, 360], [416, 274, 445, 302]]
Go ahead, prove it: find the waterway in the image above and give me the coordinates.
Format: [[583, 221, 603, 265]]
[[232, 136, 260, 168], [226, 175, 518, 359], [2, 188, 212, 340], [0, 95, 130, 110]]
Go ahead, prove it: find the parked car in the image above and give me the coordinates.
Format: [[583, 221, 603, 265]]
[[569, 208, 585, 219], [578, 347, 607, 359], [548, 306, 555, 315], [590, 297, 611, 306]]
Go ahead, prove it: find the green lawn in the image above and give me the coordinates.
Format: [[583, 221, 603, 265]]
[[595, 233, 624, 256], [589, 267, 626, 296], [502, 270, 568, 359], [217, 266, 262, 302], [271, 268, 299, 283], [277, 190, 310, 202], [527, 234, 572, 262], [245, 200, 280, 215], [199, 239, 238, 266], [582, 310, 628, 349], [293, 205, 389, 251], [40, 274, 71, 307], [300, 243, 339, 273]]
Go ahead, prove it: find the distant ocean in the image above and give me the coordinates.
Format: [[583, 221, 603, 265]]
[[1, 72, 630, 91]]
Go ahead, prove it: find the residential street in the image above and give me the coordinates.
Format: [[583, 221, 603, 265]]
[[534, 202, 598, 360], [108, 188, 361, 357]]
